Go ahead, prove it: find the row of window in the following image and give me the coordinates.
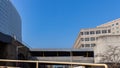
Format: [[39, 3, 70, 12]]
[[81, 44, 96, 47], [81, 37, 97, 41], [112, 23, 119, 26], [80, 29, 111, 35]]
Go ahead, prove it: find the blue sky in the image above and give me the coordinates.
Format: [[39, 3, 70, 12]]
[[11, 0, 120, 48]]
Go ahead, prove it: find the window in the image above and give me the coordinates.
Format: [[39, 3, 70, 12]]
[[81, 44, 84, 47], [90, 31, 95, 34], [116, 23, 119, 25], [90, 37, 95, 41], [80, 32, 83, 35], [85, 44, 90, 47], [102, 30, 107, 33], [96, 30, 101, 34], [85, 38, 89, 41], [112, 24, 114, 26], [108, 29, 111, 33], [96, 37, 98, 40], [85, 32, 89, 35], [117, 31, 119, 33], [81, 38, 84, 41], [91, 44, 96, 47]]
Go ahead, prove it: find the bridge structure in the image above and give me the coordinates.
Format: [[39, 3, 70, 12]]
[[29, 48, 99, 68], [30, 48, 94, 63]]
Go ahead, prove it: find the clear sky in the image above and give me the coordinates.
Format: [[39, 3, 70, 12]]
[[11, 0, 120, 48]]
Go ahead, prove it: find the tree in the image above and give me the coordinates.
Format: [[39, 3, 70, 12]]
[[97, 46, 120, 68]]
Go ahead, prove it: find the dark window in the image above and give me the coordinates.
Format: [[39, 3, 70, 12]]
[[85, 44, 90, 47], [85, 38, 89, 41], [96, 37, 98, 40], [96, 30, 101, 34], [80, 32, 83, 35], [90, 31, 95, 34], [81, 44, 84, 47], [108, 29, 111, 33], [81, 38, 84, 41], [90, 37, 95, 41], [116, 23, 119, 25], [91, 44, 96, 47], [102, 30, 107, 33], [112, 24, 114, 26], [85, 32, 89, 35]]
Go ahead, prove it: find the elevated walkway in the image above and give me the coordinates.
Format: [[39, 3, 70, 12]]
[[30, 48, 94, 63]]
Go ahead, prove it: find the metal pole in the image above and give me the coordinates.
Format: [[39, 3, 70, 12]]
[[36, 62, 39, 68], [70, 50, 73, 68], [71, 64, 72, 68]]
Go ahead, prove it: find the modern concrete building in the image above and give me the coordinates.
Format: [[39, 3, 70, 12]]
[[73, 18, 120, 49], [73, 18, 120, 64]]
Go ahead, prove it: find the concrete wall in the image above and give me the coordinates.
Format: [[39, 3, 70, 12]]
[[94, 35, 120, 63], [0, 37, 30, 67]]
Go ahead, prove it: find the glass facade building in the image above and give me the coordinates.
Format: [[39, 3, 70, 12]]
[[0, 0, 22, 42]]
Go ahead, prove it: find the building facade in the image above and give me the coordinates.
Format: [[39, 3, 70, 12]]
[[0, 0, 30, 67], [73, 18, 120, 49], [0, 0, 22, 42], [94, 35, 120, 63]]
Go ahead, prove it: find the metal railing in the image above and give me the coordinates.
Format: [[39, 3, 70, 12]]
[[0, 59, 108, 68]]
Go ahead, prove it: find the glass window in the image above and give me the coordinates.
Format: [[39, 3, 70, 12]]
[[90, 31, 95, 34], [91, 44, 96, 47], [96, 37, 98, 40], [96, 30, 101, 34], [81, 44, 84, 47], [81, 38, 84, 41], [108, 29, 111, 33], [85, 44, 90, 47], [116, 23, 119, 25], [90, 37, 95, 41], [80, 32, 83, 35], [112, 24, 114, 26], [102, 30, 107, 33], [85, 32, 89, 35], [85, 38, 89, 41]]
